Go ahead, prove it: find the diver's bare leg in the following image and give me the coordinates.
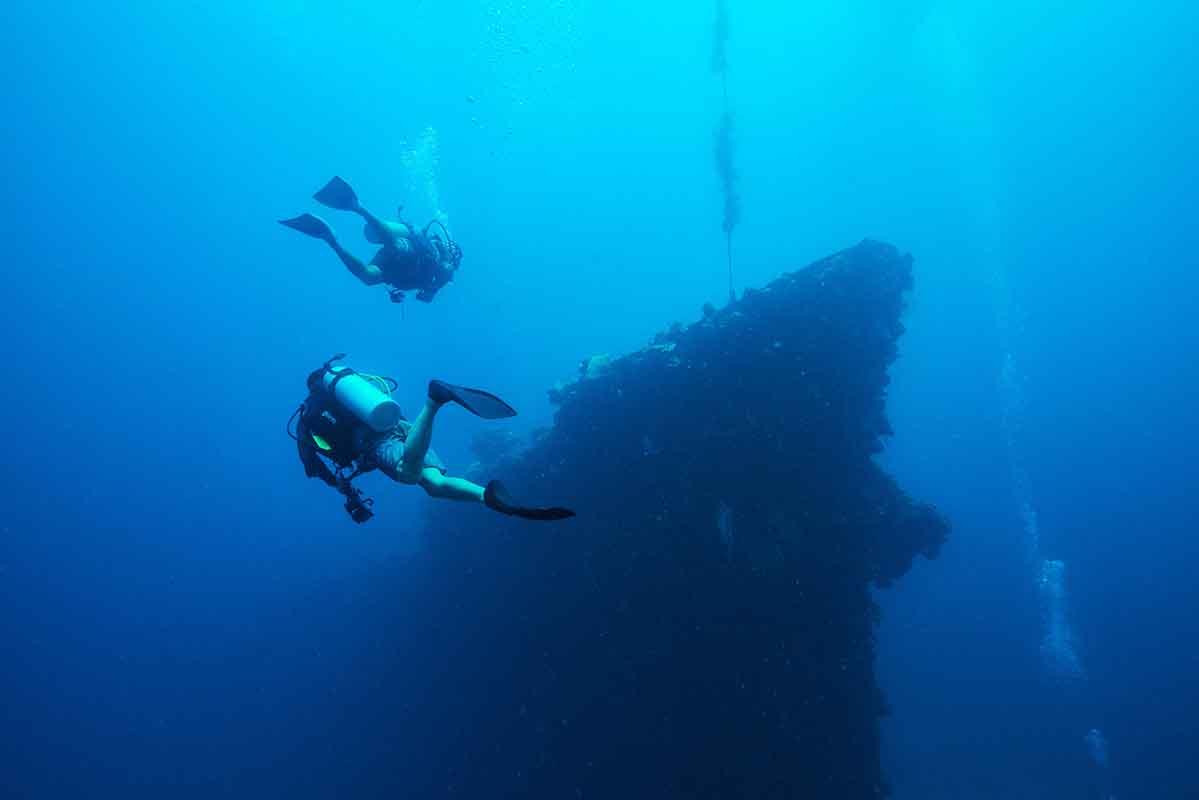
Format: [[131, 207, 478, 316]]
[[327, 239, 384, 285], [399, 398, 442, 480], [420, 469, 485, 503], [353, 205, 401, 247]]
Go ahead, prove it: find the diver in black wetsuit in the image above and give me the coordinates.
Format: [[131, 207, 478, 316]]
[[280, 176, 462, 304]]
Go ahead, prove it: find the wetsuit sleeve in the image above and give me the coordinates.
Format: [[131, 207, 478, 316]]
[[417, 264, 454, 302]]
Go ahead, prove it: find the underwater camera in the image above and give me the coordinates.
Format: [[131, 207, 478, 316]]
[[341, 482, 375, 524]]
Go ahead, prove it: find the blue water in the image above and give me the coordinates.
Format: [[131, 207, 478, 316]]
[[3, 1, 1196, 797]]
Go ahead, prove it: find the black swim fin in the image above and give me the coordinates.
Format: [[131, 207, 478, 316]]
[[485, 481, 575, 521], [279, 213, 335, 243], [313, 176, 361, 212], [429, 380, 517, 419]]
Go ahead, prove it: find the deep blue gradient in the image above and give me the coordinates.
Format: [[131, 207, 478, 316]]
[[2, 1, 1196, 797]]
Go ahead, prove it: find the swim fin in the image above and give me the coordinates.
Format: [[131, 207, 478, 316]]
[[313, 176, 361, 212], [429, 380, 517, 419], [279, 213, 335, 243], [485, 480, 575, 521]]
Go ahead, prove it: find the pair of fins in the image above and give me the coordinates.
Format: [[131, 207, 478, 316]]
[[430, 381, 575, 521], [278, 176, 361, 242]]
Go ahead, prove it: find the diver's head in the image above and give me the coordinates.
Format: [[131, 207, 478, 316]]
[[428, 232, 461, 271], [443, 238, 463, 271]]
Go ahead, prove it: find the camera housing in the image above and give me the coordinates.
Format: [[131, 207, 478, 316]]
[[341, 483, 375, 523]]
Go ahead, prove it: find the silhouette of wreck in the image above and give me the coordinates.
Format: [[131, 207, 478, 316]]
[[340, 240, 948, 798]]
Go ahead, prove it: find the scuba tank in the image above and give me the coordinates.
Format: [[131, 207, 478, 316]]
[[320, 364, 402, 433]]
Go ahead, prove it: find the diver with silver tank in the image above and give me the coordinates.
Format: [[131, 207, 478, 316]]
[[280, 176, 462, 304], [289, 355, 574, 524]]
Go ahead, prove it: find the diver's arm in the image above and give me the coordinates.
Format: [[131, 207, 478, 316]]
[[415, 261, 454, 302]]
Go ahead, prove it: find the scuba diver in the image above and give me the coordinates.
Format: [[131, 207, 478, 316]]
[[288, 355, 575, 524], [279, 177, 463, 303]]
